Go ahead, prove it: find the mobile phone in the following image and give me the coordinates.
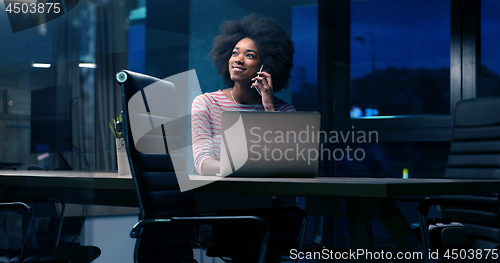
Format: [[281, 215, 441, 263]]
[[254, 64, 264, 96]]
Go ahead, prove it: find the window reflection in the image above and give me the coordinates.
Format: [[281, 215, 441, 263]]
[[479, 0, 500, 97], [291, 4, 318, 111], [0, 0, 319, 171], [350, 0, 450, 118], [0, 0, 127, 171], [334, 141, 450, 179]]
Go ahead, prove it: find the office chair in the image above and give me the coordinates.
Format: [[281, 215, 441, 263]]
[[0, 202, 33, 263], [0, 198, 100, 263], [417, 96, 500, 263], [117, 70, 279, 263]]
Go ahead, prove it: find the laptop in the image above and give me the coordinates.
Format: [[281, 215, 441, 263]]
[[219, 111, 321, 178]]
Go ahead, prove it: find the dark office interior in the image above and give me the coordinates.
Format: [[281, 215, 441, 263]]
[[1, 0, 500, 262]]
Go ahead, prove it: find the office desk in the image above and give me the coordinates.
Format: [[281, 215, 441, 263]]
[[0, 170, 136, 207], [192, 175, 500, 262], [4, 171, 496, 203], [3, 171, 500, 262], [191, 175, 500, 197]]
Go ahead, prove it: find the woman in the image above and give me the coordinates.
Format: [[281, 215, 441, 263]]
[[191, 14, 302, 263], [192, 13, 295, 176]]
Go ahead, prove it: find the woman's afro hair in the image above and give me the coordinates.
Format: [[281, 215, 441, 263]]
[[209, 13, 294, 92]]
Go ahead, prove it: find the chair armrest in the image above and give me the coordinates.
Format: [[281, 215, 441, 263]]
[[131, 215, 270, 238], [216, 207, 306, 216], [418, 196, 500, 216]]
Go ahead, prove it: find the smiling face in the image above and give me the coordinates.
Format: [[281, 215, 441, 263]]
[[228, 38, 262, 84]]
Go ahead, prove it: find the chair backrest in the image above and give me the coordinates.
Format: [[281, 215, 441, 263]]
[[0, 202, 33, 263], [117, 70, 197, 262], [23, 198, 64, 251], [443, 96, 500, 249], [0, 198, 101, 263]]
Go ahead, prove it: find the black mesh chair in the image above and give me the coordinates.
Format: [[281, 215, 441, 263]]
[[0, 198, 101, 263], [116, 70, 280, 263], [0, 202, 33, 263], [418, 96, 500, 263]]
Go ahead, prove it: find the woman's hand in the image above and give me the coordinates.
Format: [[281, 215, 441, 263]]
[[252, 71, 275, 111]]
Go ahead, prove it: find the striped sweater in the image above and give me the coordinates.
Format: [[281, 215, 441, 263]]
[[191, 90, 295, 174]]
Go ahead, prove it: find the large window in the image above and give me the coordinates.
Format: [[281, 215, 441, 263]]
[[479, 0, 500, 97], [0, 0, 494, 174], [349, 0, 450, 118], [0, 0, 129, 171], [322, 0, 461, 143], [0, 0, 318, 171], [318, 0, 459, 177], [291, 4, 318, 111]]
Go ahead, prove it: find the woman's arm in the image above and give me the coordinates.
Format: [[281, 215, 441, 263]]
[[200, 158, 220, 176], [191, 95, 220, 175]]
